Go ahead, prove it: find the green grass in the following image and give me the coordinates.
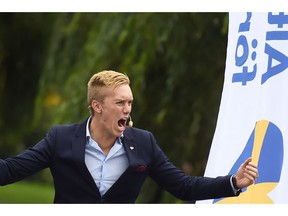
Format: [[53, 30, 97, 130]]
[[0, 181, 54, 203]]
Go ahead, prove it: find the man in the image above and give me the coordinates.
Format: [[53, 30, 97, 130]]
[[0, 70, 258, 203]]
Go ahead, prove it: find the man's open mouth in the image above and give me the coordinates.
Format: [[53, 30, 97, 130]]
[[118, 118, 127, 127]]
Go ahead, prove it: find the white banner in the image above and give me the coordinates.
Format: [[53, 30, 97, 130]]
[[199, 12, 288, 204]]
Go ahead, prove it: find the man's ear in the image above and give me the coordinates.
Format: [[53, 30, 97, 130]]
[[91, 100, 103, 113]]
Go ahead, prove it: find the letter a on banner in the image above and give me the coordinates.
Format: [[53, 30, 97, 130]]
[[198, 12, 288, 204]]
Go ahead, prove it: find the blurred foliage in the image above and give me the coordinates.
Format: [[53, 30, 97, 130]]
[[0, 13, 229, 203], [0, 180, 54, 203]]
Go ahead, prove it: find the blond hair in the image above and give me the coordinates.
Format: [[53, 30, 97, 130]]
[[87, 70, 130, 114]]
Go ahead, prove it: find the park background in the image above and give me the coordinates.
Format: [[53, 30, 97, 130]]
[[0, 12, 228, 203]]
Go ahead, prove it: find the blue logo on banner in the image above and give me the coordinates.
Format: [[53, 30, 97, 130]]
[[232, 12, 288, 86]]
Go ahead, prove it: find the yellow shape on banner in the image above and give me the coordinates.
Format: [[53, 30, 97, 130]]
[[216, 183, 277, 204], [252, 120, 269, 165]]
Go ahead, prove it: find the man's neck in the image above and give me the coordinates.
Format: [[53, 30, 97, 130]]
[[89, 118, 117, 156]]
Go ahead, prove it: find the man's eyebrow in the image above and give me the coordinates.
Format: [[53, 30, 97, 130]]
[[114, 98, 133, 101]]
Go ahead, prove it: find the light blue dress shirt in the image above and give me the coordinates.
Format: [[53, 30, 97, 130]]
[[85, 117, 129, 196]]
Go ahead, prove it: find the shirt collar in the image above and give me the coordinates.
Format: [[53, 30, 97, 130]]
[[86, 116, 92, 140]]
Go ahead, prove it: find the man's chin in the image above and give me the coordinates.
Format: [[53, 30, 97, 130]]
[[115, 127, 126, 137]]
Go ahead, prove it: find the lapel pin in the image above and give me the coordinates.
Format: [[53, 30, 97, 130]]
[[129, 146, 134, 150]]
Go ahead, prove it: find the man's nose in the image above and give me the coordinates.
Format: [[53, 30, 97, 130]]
[[123, 103, 132, 113]]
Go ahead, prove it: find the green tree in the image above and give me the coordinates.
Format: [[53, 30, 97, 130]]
[[0, 13, 57, 157]]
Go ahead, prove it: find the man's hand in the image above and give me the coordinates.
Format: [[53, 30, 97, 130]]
[[235, 157, 258, 189]]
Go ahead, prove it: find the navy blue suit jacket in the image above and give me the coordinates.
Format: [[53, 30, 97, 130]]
[[0, 118, 237, 203]]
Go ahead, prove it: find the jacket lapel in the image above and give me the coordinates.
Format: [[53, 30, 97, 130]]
[[72, 118, 100, 194], [122, 127, 138, 168], [103, 127, 149, 199]]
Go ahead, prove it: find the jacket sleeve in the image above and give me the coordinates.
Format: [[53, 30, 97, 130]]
[[147, 132, 237, 201], [0, 128, 55, 185]]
